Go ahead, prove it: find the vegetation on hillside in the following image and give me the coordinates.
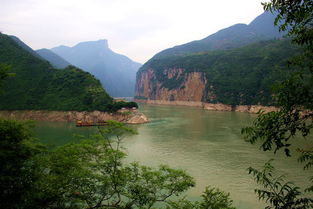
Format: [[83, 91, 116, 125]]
[[0, 33, 136, 112], [139, 39, 301, 105]]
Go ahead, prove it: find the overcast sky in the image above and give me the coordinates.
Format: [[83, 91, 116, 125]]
[[0, 0, 264, 63]]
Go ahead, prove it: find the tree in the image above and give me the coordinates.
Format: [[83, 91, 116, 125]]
[[25, 121, 236, 209], [0, 63, 11, 91], [27, 121, 194, 209], [242, 0, 313, 208], [248, 160, 313, 209], [262, 0, 313, 48], [0, 119, 44, 209], [0, 59, 235, 209], [166, 187, 236, 209]]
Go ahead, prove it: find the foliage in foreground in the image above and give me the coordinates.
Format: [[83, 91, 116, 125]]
[[243, 0, 313, 208], [0, 119, 236, 209], [248, 160, 313, 209], [0, 119, 44, 209], [166, 187, 235, 209]]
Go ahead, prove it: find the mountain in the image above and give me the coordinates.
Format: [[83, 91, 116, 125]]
[[0, 33, 113, 111], [36, 48, 71, 69], [51, 40, 141, 97], [135, 12, 298, 106], [153, 11, 284, 59], [9, 35, 44, 59], [136, 39, 300, 106]]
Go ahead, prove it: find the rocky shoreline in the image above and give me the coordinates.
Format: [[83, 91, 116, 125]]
[[0, 109, 149, 124], [134, 99, 278, 114]]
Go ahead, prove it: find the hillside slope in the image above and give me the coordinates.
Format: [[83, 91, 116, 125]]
[[153, 12, 284, 59], [36, 48, 71, 69], [135, 12, 296, 107], [51, 40, 141, 97], [136, 39, 300, 106], [0, 33, 113, 111]]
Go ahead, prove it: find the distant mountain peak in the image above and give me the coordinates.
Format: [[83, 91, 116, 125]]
[[74, 39, 109, 49], [97, 39, 108, 45], [51, 39, 142, 97]]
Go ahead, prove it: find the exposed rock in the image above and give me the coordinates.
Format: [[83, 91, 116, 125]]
[[235, 105, 278, 113], [134, 99, 203, 107], [135, 99, 278, 114], [203, 103, 232, 111], [0, 110, 149, 124], [125, 111, 149, 124], [136, 68, 207, 101]]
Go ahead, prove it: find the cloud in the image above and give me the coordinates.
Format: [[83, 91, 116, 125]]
[[0, 0, 264, 63]]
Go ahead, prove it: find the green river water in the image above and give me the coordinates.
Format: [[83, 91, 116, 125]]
[[35, 104, 312, 209]]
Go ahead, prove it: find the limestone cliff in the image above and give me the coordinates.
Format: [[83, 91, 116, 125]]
[[134, 68, 279, 114], [135, 68, 208, 102]]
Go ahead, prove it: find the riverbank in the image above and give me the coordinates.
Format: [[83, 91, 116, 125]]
[[134, 99, 278, 114], [0, 109, 149, 124]]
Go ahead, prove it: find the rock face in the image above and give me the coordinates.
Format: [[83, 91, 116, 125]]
[[134, 68, 279, 114], [134, 12, 293, 111], [135, 68, 207, 102], [0, 110, 149, 124], [134, 99, 278, 114]]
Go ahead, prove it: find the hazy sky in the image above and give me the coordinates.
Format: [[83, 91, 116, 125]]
[[0, 0, 264, 63]]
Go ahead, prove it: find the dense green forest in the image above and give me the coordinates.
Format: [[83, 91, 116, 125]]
[[0, 33, 135, 111], [138, 39, 301, 105]]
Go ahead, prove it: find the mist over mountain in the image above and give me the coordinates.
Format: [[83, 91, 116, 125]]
[[36, 48, 71, 69], [153, 11, 285, 59], [51, 40, 141, 97]]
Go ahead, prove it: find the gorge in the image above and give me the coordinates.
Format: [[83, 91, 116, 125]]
[[134, 12, 299, 110]]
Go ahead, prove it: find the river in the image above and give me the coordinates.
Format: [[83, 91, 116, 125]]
[[35, 104, 312, 209]]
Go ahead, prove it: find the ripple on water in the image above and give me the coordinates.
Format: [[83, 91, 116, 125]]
[[36, 104, 312, 209]]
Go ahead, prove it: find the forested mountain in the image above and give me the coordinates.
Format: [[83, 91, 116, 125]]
[[135, 12, 298, 106], [136, 39, 300, 105], [36, 48, 71, 69], [153, 12, 284, 59], [51, 40, 141, 97], [0, 33, 113, 111], [9, 35, 44, 60]]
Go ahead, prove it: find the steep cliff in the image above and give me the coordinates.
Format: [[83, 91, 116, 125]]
[[136, 68, 208, 102]]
